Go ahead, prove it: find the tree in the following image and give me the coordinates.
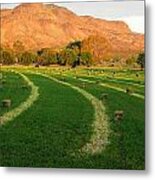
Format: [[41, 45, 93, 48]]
[[81, 52, 93, 66], [66, 40, 82, 66], [126, 55, 137, 67], [41, 50, 58, 66], [81, 35, 111, 64], [137, 52, 145, 70], [0, 49, 15, 65], [59, 49, 77, 66], [18, 51, 37, 65], [0, 47, 3, 64]]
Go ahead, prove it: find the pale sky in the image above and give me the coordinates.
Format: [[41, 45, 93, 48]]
[[1, 0, 145, 33]]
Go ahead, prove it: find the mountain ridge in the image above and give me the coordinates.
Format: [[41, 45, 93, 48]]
[[0, 3, 144, 61]]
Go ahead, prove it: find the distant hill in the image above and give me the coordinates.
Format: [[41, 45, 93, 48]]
[[0, 3, 144, 62]]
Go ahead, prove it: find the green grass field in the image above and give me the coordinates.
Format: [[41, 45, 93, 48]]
[[0, 66, 145, 169]]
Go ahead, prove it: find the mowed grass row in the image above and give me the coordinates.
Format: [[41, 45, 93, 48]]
[[45, 73, 145, 169], [77, 76, 144, 96], [0, 73, 94, 167], [28, 67, 144, 95], [0, 71, 31, 116], [63, 70, 144, 95]]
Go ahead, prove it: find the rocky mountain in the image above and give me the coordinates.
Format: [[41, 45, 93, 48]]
[[0, 3, 144, 60]]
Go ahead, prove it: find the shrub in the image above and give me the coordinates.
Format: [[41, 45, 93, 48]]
[[41, 50, 58, 66], [18, 51, 37, 65], [137, 52, 145, 70], [81, 52, 93, 66], [0, 49, 15, 65], [59, 49, 77, 66]]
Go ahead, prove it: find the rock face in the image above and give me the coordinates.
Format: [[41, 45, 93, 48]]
[[0, 3, 144, 59]]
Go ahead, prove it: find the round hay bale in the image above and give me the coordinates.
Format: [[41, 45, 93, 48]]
[[21, 85, 29, 90], [126, 88, 132, 95], [2, 99, 12, 108], [114, 110, 124, 121]]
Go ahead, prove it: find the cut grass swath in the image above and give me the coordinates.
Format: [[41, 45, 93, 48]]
[[78, 77, 144, 99], [36, 72, 110, 155], [0, 72, 39, 125]]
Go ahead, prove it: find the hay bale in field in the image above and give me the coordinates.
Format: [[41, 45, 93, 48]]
[[100, 93, 108, 100], [126, 88, 132, 95], [2, 99, 11, 108], [114, 110, 124, 121], [21, 85, 29, 90]]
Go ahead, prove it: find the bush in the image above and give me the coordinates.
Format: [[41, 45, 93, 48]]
[[126, 55, 138, 68], [81, 52, 93, 66], [137, 52, 145, 70], [59, 49, 77, 66], [0, 49, 15, 65], [41, 50, 58, 66], [18, 51, 37, 65]]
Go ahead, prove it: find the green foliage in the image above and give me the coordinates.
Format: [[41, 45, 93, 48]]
[[0, 49, 15, 65], [67, 40, 82, 51], [0, 40, 144, 68], [137, 52, 145, 69], [81, 52, 93, 66], [41, 49, 58, 66], [66, 40, 82, 66], [18, 51, 37, 65], [126, 55, 137, 67], [59, 49, 77, 66]]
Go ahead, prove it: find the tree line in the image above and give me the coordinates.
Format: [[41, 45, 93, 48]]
[[0, 40, 92, 67], [0, 40, 145, 69]]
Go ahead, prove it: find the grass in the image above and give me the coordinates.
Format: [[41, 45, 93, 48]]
[[51, 74, 145, 169], [79, 76, 145, 96], [0, 66, 145, 169], [0, 72, 39, 125], [0, 71, 31, 116], [0, 73, 94, 167]]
